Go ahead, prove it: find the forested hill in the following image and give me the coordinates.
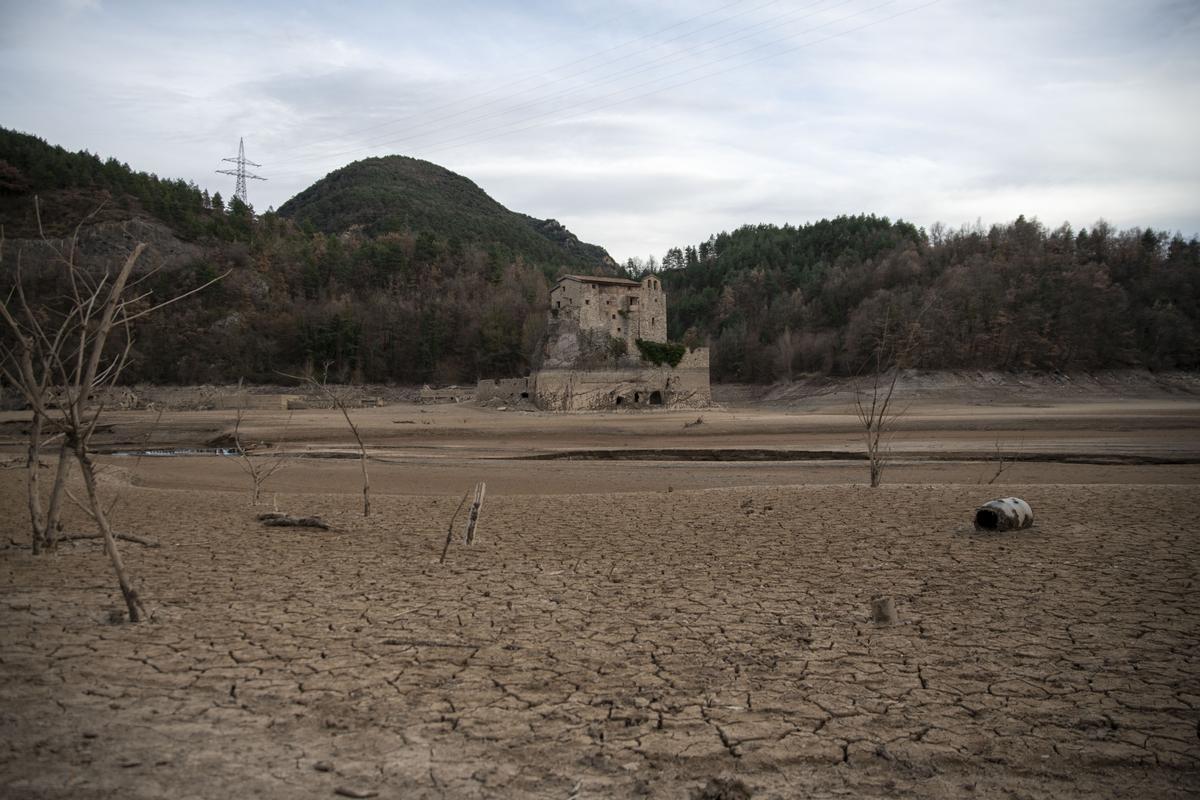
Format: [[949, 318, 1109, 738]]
[[0, 128, 616, 384], [655, 216, 1200, 382], [1, 126, 1197, 386], [277, 156, 613, 269]]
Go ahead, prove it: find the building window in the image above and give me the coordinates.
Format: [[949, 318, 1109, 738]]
[[556, 301, 561, 308], [611, 314, 616, 320], [585, 299, 589, 305]]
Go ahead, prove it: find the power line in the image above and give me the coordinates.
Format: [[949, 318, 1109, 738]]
[[268, 0, 855, 176], [414, 0, 914, 158], [270, 0, 832, 170], [379, 0, 847, 155], [385, 0, 944, 163], [266, 0, 763, 165], [269, 0, 927, 181], [215, 137, 266, 206]]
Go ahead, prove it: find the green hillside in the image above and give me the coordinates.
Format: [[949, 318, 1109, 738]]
[[657, 216, 1200, 381], [277, 155, 612, 269]]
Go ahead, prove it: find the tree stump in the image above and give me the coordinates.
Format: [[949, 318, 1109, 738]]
[[871, 595, 897, 625]]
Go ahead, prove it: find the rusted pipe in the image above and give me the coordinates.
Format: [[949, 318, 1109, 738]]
[[974, 497, 1033, 532]]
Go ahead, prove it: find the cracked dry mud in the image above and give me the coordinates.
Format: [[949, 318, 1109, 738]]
[[1, 480, 1198, 798]]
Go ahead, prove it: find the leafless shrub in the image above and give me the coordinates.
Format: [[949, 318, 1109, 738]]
[[231, 381, 291, 505], [981, 437, 1023, 485], [852, 305, 925, 488]]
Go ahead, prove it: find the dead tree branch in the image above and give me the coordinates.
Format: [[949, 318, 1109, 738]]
[[57, 531, 161, 547], [439, 491, 470, 564]]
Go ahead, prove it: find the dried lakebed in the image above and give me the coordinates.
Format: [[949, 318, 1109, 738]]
[[1, 479, 1197, 799]]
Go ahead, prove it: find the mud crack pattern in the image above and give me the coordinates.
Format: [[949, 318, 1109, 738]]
[[1, 481, 1197, 798]]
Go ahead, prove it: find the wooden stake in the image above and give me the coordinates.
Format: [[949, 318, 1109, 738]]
[[464, 482, 486, 545]]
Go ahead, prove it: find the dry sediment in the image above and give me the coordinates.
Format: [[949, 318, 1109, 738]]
[[1, 478, 1197, 798]]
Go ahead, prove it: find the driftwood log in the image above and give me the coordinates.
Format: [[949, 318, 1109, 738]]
[[257, 512, 330, 530], [58, 531, 160, 548]]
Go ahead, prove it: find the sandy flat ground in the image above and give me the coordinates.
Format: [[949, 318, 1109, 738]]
[[1, 395, 1198, 798]]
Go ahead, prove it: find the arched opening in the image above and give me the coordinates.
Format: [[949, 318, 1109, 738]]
[[634, 391, 641, 403], [648, 391, 664, 405], [615, 396, 624, 406], [520, 392, 529, 399]]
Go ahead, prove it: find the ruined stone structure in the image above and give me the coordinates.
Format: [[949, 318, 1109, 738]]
[[549, 274, 667, 349], [419, 385, 474, 404], [478, 274, 711, 410]]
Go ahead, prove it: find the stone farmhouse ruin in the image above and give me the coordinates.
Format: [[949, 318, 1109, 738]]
[[478, 274, 711, 410]]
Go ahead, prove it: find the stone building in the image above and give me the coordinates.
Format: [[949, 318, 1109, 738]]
[[549, 274, 667, 348], [477, 273, 711, 411]]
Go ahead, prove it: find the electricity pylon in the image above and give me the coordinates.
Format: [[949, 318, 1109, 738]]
[[215, 137, 265, 206]]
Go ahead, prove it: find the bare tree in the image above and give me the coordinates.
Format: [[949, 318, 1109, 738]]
[[854, 362, 901, 488], [1, 245, 74, 552], [284, 364, 371, 517], [853, 307, 923, 488], [60, 407, 164, 548], [1, 201, 225, 620]]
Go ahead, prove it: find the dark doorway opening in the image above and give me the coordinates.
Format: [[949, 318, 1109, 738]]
[[648, 391, 664, 405]]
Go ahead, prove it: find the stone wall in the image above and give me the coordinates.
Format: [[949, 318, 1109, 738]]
[[475, 377, 533, 403], [420, 385, 475, 404], [532, 347, 711, 411], [211, 393, 301, 411]]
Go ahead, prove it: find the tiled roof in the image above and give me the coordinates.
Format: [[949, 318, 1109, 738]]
[[559, 274, 641, 288]]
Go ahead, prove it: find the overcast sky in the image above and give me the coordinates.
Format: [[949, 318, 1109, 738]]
[[2, 0, 1198, 260]]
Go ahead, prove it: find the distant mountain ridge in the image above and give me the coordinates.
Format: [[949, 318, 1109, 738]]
[[277, 155, 613, 269]]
